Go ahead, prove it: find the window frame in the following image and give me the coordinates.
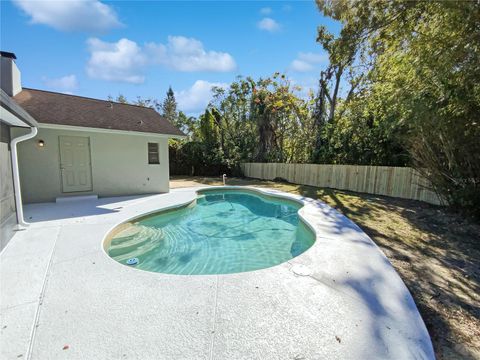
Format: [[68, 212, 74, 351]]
[[147, 142, 160, 165]]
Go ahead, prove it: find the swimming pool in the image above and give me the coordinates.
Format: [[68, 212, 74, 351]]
[[105, 189, 315, 275]]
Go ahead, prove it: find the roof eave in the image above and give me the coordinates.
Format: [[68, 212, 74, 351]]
[[0, 89, 39, 128], [38, 122, 187, 139]]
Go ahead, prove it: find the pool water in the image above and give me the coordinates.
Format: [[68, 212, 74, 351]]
[[107, 189, 315, 275]]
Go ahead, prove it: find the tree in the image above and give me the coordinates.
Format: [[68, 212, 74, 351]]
[[311, 0, 420, 164], [316, 0, 480, 216], [162, 86, 178, 125], [175, 111, 196, 138], [169, 73, 315, 176], [198, 109, 220, 149], [116, 94, 128, 104], [311, 0, 373, 161], [132, 96, 161, 111], [107, 94, 128, 104], [250, 73, 310, 162]]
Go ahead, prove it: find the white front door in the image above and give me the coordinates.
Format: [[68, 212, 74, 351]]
[[59, 136, 93, 193]]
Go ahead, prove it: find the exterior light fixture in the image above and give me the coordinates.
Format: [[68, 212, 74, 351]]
[[37, 139, 45, 148]]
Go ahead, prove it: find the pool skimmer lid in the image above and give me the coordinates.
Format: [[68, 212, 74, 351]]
[[126, 258, 139, 265]]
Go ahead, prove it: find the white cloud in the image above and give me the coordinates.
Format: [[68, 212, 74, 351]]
[[86, 38, 147, 83], [86, 36, 236, 84], [42, 74, 78, 93], [290, 60, 314, 72], [146, 36, 236, 72], [13, 0, 122, 32], [176, 80, 229, 113], [290, 52, 327, 72], [257, 17, 280, 32], [86, 36, 236, 83], [297, 52, 326, 63], [260, 7, 272, 15]]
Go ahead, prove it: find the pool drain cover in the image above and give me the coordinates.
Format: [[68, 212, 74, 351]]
[[126, 258, 139, 265]]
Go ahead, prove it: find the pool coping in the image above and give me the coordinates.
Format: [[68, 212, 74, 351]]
[[101, 186, 318, 273], [1, 186, 435, 359]]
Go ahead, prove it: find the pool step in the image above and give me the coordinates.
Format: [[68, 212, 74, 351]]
[[108, 225, 164, 260], [56, 194, 98, 203]]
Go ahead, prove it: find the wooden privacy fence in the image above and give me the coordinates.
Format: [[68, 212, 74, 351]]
[[241, 163, 443, 205]]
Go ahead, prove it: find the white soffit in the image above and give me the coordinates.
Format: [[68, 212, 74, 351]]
[[0, 105, 30, 127]]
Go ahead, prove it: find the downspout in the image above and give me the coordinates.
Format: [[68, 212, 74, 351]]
[[10, 126, 37, 229]]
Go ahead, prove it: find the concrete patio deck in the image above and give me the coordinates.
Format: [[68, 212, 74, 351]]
[[0, 186, 434, 359]]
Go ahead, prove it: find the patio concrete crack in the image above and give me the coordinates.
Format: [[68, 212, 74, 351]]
[[287, 263, 372, 306], [209, 275, 219, 360], [25, 226, 62, 360]]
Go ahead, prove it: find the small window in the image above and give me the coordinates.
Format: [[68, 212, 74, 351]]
[[148, 142, 159, 164]]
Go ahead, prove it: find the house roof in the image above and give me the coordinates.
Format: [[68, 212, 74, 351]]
[[13, 88, 185, 137], [1, 89, 39, 128]]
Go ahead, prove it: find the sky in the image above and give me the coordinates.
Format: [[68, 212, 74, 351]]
[[1, 0, 340, 115]]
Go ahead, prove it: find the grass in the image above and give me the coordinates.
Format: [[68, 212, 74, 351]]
[[170, 176, 480, 360]]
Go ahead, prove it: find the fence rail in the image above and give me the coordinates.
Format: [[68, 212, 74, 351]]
[[241, 163, 443, 205]]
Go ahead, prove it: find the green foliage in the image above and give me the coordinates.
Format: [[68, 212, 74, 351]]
[[175, 111, 196, 138], [377, 1, 480, 214], [107, 94, 128, 104], [161, 86, 178, 125], [315, 94, 409, 166], [198, 109, 220, 148], [169, 74, 315, 175], [315, 0, 480, 216], [116, 1, 480, 216]]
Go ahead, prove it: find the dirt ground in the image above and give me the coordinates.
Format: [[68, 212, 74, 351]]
[[170, 176, 480, 360]]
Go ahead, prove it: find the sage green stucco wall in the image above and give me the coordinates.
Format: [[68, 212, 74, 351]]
[[12, 127, 170, 203]]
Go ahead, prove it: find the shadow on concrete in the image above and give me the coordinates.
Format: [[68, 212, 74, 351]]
[[23, 195, 153, 223], [170, 176, 480, 359]]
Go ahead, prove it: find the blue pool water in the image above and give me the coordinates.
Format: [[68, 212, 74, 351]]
[[107, 189, 315, 275]]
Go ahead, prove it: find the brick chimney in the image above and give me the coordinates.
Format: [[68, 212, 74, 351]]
[[0, 51, 22, 96]]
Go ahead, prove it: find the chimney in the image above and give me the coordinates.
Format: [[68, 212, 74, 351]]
[[0, 51, 22, 96]]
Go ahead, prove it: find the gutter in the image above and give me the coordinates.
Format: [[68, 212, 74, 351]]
[[10, 126, 37, 228], [39, 123, 187, 140], [1, 89, 39, 229]]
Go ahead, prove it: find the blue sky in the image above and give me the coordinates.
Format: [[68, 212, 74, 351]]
[[1, 0, 340, 115]]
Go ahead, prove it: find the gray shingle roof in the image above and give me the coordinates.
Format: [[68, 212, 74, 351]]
[[14, 88, 185, 137]]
